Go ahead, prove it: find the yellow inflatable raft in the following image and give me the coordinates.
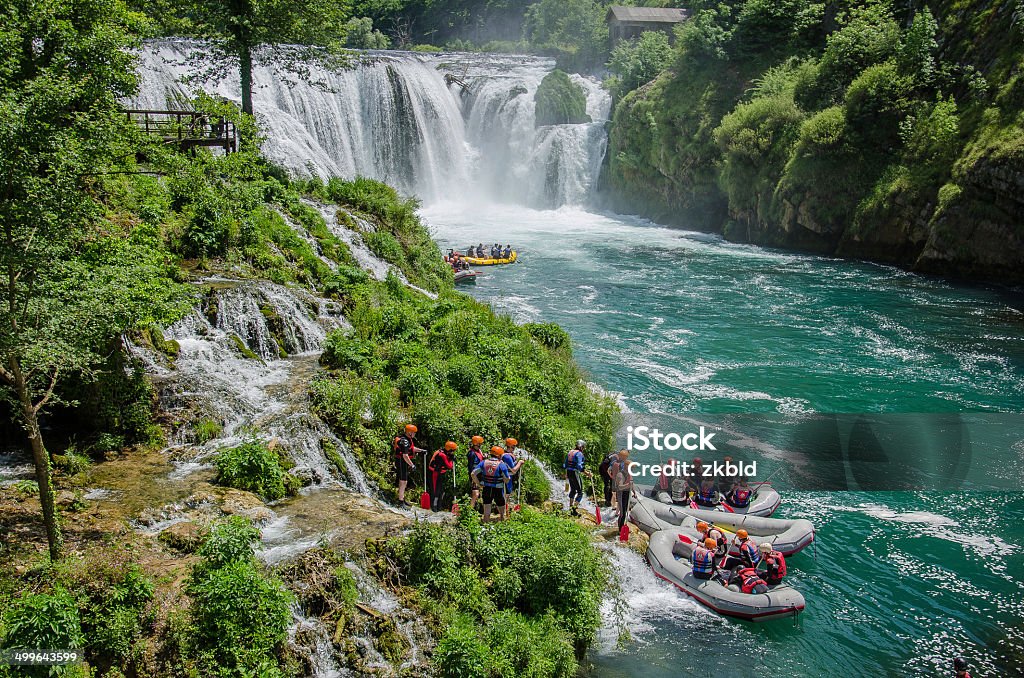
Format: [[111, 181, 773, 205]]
[[462, 251, 518, 266]]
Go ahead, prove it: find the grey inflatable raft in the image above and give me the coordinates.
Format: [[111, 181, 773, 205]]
[[646, 530, 805, 622], [629, 493, 815, 556], [639, 482, 782, 517]]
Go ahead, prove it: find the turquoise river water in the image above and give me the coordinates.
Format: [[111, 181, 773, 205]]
[[423, 201, 1024, 677]]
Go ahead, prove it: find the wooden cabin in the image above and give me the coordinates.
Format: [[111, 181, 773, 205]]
[[606, 6, 689, 44]]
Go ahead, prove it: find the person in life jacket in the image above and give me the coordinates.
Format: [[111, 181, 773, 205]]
[[610, 449, 634, 530], [670, 475, 689, 505], [598, 450, 617, 507], [471, 446, 512, 522], [696, 521, 727, 557], [726, 477, 753, 508], [736, 567, 769, 594], [393, 424, 425, 506], [717, 455, 738, 495], [501, 438, 524, 518], [691, 537, 717, 580], [686, 457, 704, 494], [563, 440, 588, 516], [466, 436, 485, 509], [723, 529, 761, 570], [656, 457, 675, 495], [694, 477, 718, 507], [428, 441, 456, 512], [756, 542, 786, 586]]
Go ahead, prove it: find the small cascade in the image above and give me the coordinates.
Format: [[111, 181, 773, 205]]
[[289, 604, 349, 678], [134, 280, 368, 491], [134, 43, 611, 209], [594, 542, 705, 653]]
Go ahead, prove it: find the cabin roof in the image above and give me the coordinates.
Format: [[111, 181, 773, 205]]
[[606, 6, 689, 24]]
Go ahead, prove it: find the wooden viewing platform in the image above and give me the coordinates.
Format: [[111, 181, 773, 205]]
[[126, 109, 238, 153]]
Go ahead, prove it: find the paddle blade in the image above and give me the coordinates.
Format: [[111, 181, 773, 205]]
[[595, 507, 602, 525], [419, 491, 431, 510], [452, 502, 460, 516], [677, 533, 692, 544], [514, 504, 521, 512], [619, 523, 630, 542], [721, 503, 735, 513]]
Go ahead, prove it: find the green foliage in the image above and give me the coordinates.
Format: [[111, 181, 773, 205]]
[[523, 0, 609, 70], [523, 322, 572, 353], [843, 61, 914, 149], [534, 70, 591, 126], [214, 440, 294, 501], [187, 518, 293, 676], [0, 589, 85, 652], [731, 0, 824, 61], [345, 17, 390, 49], [794, 3, 901, 110], [391, 508, 606, 677], [193, 417, 223, 444], [606, 32, 673, 99]]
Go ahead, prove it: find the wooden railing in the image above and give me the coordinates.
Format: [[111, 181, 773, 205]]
[[125, 109, 238, 153]]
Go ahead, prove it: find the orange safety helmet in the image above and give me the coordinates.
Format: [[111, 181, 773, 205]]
[[471, 435, 484, 445], [444, 441, 458, 451], [696, 521, 709, 532], [737, 529, 749, 540], [505, 438, 518, 447], [704, 538, 717, 550], [490, 446, 503, 456], [405, 424, 418, 434]]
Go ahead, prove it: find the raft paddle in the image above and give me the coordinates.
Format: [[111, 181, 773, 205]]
[[589, 475, 602, 525]]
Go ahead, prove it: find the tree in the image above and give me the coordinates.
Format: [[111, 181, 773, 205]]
[[606, 31, 673, 98], [0, 0, 185, 560], [176, 0, 353, 115]]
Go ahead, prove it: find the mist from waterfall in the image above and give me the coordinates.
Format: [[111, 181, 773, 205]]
[[134, 42, 611, 208]]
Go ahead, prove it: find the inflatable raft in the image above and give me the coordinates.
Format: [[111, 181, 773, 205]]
[[640, 482, 781, 517], [453, 270, 478, 284], [463, 251, 517, 266], [629, 493, 815, 556], [646, 530, 805, 622]]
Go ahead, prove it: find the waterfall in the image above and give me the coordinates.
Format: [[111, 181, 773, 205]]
[[134, 42, 610, 207]]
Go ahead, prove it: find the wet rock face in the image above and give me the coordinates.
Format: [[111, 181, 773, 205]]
[[159, 520, 208, 552]]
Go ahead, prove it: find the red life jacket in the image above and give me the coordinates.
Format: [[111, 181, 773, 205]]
[[764, 551, 787, 583], [737, 567, 767, 594], [430, 450, 452, 474], [707, 528, 727, 551]]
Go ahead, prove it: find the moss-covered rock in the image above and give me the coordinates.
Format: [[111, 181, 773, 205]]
[[534, 70, 591, 127]]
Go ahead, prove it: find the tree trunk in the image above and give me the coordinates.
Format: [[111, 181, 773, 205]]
[[240, 43, 254, 116], [13, 366, 62, 561]]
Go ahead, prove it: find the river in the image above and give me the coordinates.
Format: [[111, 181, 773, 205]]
[[422, 201, 1024, 676], [134, 45, 1024, 676]]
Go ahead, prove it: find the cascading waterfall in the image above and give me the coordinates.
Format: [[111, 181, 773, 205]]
[[134, 42, 610, 207], [133, 278, 369, 493]]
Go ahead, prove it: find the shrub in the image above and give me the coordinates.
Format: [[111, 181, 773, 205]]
[[606, 32, 673, 98], [310, 376, 365, 438], [518, 460, 553, 505], [188, 560, 292, 673], [534, 70, 591, 126], [198, 516, 261, 570], [214, 440, 289, 501], [843, 61, 914, 150], [1, 589, 85, 656], [524, 322, 571, 353], [193, 418, 223, 444], [321, 331, 377, 373], [434, 614, 488, 678]]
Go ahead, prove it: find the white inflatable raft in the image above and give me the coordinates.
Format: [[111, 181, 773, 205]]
[[640, 482, 782, 517], [646, 530, 805, 622], [629, 493, 815, 556]]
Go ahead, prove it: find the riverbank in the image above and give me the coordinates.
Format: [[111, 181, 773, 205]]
[[604, 0, 1024, 285], [0, 117, 621, 675]]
